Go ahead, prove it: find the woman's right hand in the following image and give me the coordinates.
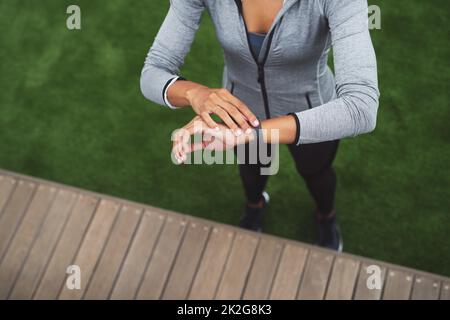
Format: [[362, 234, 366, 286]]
[[186, 86, 260, 136]]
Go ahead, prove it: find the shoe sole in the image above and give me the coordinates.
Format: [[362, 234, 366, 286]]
[[262, 191, 270, 204], [337, 226, 344, 252]]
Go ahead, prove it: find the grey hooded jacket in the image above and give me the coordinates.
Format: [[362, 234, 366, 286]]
[[140, 0, 380, 145]]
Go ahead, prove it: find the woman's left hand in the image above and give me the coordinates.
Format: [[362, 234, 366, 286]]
[[172, 116, 255, 164]]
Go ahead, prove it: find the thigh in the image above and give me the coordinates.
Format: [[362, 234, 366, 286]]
[[287, 140, 340, 177]]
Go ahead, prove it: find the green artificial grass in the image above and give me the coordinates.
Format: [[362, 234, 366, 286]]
[[0, 0, 449, 276]]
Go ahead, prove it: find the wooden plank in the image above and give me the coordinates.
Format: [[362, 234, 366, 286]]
[[0, 175, 16, 216], [243, 239, 283, 300], [269, 244, 308, 300], [9, 189, 78, 299], [215, 233, 259, 300], [83, 205, 142, 299], [136, 215, 187, 299], [110, 210, 165, 299], [382, 269, 413, 300], [58, 199, 120, 300], [353, 262, 386, 300], [162, 221, 210, 299], [0, 170, 448, 301], [297, 250, 334, 300], [440, 282, 450, 300], [0, 180, 36, 259], [411, 275, 441, 300], [33, 194, 99, 299], [188, 227, 235, 300], [325, 257, 360, 300], [0, 185, 56, 299]]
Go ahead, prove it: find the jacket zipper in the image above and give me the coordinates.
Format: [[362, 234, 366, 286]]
[[234, 0, 281, 120]]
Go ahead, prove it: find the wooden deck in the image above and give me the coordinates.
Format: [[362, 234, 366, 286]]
[[0, 169, 448, 300]]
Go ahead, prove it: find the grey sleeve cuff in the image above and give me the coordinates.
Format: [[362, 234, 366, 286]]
[[162, 76, 187, 109]]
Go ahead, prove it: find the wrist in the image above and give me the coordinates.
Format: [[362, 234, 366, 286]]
[[259, 115, 297, 145], [185, 84, 208, 104]]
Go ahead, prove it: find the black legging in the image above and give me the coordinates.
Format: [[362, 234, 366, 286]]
[[236, 140, 340, 215]]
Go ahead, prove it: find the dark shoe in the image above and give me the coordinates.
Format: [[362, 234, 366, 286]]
[[314, 210, 343, 252], [239, 191, 270, 232]]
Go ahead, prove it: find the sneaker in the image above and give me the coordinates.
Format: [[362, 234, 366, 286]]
[[239, 191, 270, 232], [314, 210, 343, 252]]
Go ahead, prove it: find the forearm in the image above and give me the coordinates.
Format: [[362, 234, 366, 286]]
[[166, 80, 207, 108], [259, 115, 298, 145]]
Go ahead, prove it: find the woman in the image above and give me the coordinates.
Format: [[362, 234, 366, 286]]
[[140, 0, 380, 251]]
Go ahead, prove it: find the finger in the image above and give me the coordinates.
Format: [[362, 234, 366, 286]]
[[209, 96, 241, 135], [213, 106, 241, 136], [189, 140, 209, 153], [201, 130, 217, 151], [200, 111, 219, 130], [177, 118, 210, 162], [185, 130, 213, 154], [210, 93, 246, 134], [175, 138, 188, 163], [181, 122, 205, 157], [172, 130, 186, 164], [171, 127, 190, 163], [181, 128, 193, 157], [204, 135, 223, 151], [217, 89, 260, 127], [172, 141, 184, 164], [219, 100, 251, 133]]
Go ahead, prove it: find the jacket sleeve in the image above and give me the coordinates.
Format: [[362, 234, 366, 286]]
[[294, 0, 380, 144], [140, 0, 205, 107]]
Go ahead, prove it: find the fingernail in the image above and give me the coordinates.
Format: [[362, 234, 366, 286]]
[[235, 129, 242, 136], [253, 120, 260, 127], [215, 127, 220, 131], [245, 128, 252, 134]]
